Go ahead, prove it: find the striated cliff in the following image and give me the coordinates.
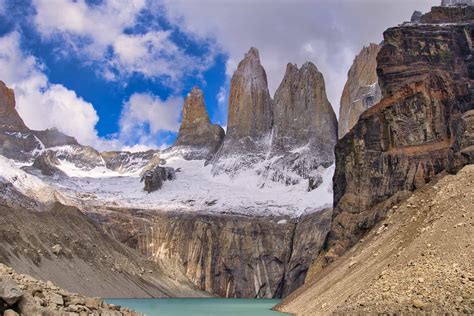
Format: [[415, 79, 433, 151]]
[[91, 208, 332, 299], [172, 87, 225, 160], [264, 62, 337, 186], [326, 4, 474, 262], [210, 48, 273, 174], [339, 43, 381, 138]]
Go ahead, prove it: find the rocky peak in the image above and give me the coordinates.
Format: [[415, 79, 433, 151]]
[[226, 47, 272, 140], [0, 80, 28, 132], [172, 87, 225, 160], [272, 61, 336, 152], [338, 43, 381, 138], [210, 47, 273, 174], [262, 61, 337, 186]]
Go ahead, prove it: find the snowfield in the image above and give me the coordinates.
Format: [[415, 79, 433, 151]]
[[1, 152, 334, 217]]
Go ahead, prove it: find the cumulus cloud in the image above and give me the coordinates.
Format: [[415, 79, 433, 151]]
[[163, 0, 439, 118], [118, 92, 183, 147], [0, 31, 108, 149], [32, 0, 213, 84]]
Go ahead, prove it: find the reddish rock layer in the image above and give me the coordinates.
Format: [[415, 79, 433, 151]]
[[326, 5, 474, 261]]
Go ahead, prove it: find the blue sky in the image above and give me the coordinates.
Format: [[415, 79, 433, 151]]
[[0, 0, 438, 151]]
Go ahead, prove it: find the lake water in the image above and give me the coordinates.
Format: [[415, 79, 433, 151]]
[[105, 298, 287, 316]]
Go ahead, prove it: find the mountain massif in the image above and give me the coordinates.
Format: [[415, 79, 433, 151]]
[[0, 2, 473, 315]]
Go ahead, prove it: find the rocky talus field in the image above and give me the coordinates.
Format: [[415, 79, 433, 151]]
[[276, 165, 473, 315], [0, 263, 141, 315]]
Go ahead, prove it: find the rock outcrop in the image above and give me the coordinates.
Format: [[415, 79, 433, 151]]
[[141, 166, 176, 193], [31, 151, 65, 177], [172, 87, 225, 160], [263, 62, 337, 186], [101, 150, 158, 174], [210, 48, 273, 174], [326, 5, 474, 262], [338, 44, 382, 138]]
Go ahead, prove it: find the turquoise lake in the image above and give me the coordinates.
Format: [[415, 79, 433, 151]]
[[105, 298, 287, 316]]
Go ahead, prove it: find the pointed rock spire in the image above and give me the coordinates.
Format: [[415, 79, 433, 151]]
[[173, 87, 225, 160], [226, 47, 273, 140], [210, 47, 273, 174]]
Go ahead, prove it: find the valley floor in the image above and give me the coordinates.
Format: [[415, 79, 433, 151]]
[[276, 165, 474, 315]]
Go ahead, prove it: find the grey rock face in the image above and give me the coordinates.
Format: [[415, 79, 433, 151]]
[[122, 209, 333, 298], [173, 87, 225, 160], [262, 62, 337, 186], [339, 44, 381, 139], [141, 166, 176, 193], [210, 48, 273, 174]]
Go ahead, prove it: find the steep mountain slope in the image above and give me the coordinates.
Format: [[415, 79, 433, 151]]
[[338, 43, 381, 138], [276, 165, 473, 315], [327, 4, 474, 262]]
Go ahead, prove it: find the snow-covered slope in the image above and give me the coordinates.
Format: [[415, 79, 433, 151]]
[[0, 156, 58, 205], [11, 148, 332, 217]]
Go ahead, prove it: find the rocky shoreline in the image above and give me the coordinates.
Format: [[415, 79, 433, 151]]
[[0, 264, 141, 316]]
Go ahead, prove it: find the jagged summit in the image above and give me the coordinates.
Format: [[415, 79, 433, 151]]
[[171, 87, 225, 160]]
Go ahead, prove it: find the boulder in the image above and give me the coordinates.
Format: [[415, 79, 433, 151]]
[[141, 166, 176, 193], [0, 279, 23, 306]]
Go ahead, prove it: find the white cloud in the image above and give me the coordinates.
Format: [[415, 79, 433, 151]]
[[118, 92, 183, 147], [0, 31, 109, 149], [162, 0, 439, 118], [32, 0, 212, 84]]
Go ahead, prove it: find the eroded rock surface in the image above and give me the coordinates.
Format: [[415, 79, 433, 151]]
[[93, 209, 332, 299], [172, 87, 225, 160], [263, 62, 337, 186], [210, 48, 273, 174], [326, 5, 474, 261], [339, 44, 381, 138]]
